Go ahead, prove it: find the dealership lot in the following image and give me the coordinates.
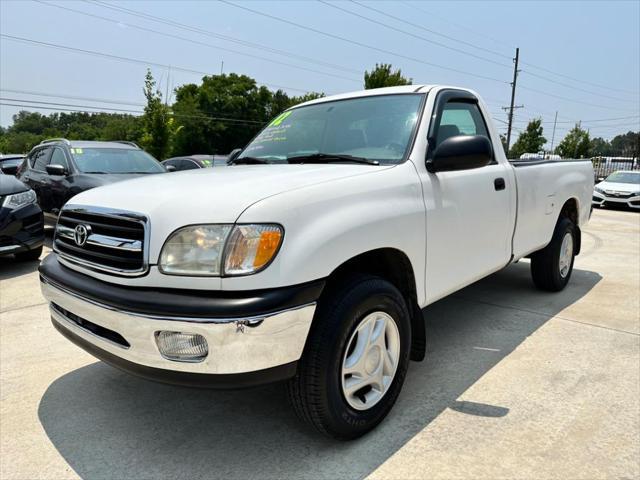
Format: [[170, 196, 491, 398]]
[[1, 208, 638, 480]]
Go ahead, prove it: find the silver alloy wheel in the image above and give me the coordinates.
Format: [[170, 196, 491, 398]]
[[559, 232, 574, 278], [341, 311, 401, 411]]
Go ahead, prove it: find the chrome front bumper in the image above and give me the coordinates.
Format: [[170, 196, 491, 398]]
[[41, 277, 315, 376]]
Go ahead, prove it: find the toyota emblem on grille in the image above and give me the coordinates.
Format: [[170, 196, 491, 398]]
[[73, 224, 91, 247]]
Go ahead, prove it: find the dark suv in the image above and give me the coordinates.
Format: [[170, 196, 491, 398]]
[[18, 139, 167, 226]]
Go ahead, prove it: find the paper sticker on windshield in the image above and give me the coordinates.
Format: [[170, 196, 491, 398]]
[[71, 148, 83, 154], [269, 110, 293, 127]]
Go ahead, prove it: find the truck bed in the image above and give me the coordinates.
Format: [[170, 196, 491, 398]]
[[511, 159, 594, 260]]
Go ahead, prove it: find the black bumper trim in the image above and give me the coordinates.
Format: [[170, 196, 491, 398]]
[[39, 253, 325, 320], [52, 318, 298, 389]]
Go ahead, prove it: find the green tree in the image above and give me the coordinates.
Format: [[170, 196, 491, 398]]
[[555, 124, 591, 158], [140, 69, 176, 159], [364, 63, 412, 89], [610, 131, 639, 157], [509, 118, 547, 158], [590, 137, 612, 157], [0, 130, 41, 153], [171, 73, 324, 155]]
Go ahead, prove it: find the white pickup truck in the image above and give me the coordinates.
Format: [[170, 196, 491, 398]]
[[39, 85, 594, 439]]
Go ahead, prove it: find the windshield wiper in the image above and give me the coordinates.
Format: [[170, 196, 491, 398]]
[[287, 153, 379, 165], [83, 171, 109, 174], [228, 156, 270, 165]]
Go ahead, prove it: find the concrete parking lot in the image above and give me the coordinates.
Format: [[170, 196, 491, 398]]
[[1, 208, 638, 480]]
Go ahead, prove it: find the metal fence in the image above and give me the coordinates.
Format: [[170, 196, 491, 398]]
[[591, 158, 639, 181]]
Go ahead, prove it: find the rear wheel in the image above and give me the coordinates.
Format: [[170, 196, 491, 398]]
[[15, 245, 43, 262], [530, 217, 576, 292], [287, 275, 411, 440]]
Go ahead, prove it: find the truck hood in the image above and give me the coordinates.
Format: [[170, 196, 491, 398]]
[[68, 164, 393, 224], [596, 181, 640, 193]]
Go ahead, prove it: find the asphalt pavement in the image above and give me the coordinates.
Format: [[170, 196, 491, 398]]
[[0, 207, 638, 480]]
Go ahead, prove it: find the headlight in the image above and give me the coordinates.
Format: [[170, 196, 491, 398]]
[[159, 224, 283, 276], [594, 187, 604, 194], [224, 224, 283, 275], [159, 225, 232, 276], [2, 189, 37, 209]]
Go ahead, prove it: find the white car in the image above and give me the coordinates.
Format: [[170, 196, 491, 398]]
[[592, 170, 640, 209], [39, 85, 594, 439]]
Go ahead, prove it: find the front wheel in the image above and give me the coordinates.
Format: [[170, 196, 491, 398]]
[[530, 217, 576, 292], [287, 275, 411, 440]]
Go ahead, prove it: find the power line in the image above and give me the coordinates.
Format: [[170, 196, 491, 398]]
[[518, 84, 639, 112], [321, 0, 512, 68], [218, 0, 508, 84], [36, 0, 360, 84], [521, 61, 640, 97], [357, 0, 511, 61], [401, 1, 640, 97], [0, 99, 267, 125], [353, 0, 639, 106], [509, 114, 640, 125], [86, 0, 362, 75], [0, 88, 273, 124], [520, 70, 636, 104], [0, 33, 310, 93], [401, 1, 511, 53], [1, 88, 145, 107]]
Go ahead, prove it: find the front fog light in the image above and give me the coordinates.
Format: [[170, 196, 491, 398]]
[[155, 331, 208, 362]]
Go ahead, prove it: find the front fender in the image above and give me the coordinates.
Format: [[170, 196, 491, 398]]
[[222, 162, 427, 306]]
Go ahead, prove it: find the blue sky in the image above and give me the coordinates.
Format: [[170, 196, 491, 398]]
[[1, 0, 639, 146]]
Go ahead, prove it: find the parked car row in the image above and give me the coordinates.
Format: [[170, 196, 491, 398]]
[[1, 139, 234, 261]]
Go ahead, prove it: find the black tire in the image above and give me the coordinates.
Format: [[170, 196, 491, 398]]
[[287, 274, 412, 440], [530, 217, 576, 292], [15, 245, 43, 262]]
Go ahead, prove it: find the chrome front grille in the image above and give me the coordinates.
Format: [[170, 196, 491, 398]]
[[54, 206, 148, 276]]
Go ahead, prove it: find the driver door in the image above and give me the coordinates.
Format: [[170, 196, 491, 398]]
[[422, 90, 514, 303]]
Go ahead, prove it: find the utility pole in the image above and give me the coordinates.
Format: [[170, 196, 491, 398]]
[[550, 111, 558, 155], [220, 60, 224, 75], [165, 66, 170, 106], [505, 47, 520, 154]]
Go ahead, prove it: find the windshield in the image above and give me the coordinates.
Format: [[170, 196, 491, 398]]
[[72, 148, 165, 174], [238, 94, 424, 165], [605, 171, 640, 184]]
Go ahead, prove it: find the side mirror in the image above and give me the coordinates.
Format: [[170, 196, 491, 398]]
[[1, 165, 18, 176], [46, 164, 68, 176], [165, 164, 176, 172], [228, 148, 242, 162], [427, 135, 492, 173]]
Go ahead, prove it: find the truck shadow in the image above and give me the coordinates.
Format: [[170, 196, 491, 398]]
[[37, 262, 601, 480]]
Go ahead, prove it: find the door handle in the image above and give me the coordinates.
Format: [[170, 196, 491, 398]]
[[494, 177, 506, 191]]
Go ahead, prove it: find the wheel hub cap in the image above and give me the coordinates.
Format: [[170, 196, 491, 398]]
[[341, 311, 400, 411], [559, 232, 574, 278]]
